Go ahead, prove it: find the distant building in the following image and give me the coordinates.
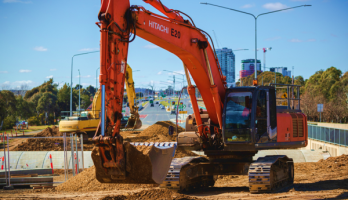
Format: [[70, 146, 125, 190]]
[[239, 59, 262, 78], [216, 48, 235, 86], [270, 67, 291, 77]]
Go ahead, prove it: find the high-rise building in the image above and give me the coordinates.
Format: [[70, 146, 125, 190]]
[[239, 59, 262, 78], [216, 47, 235, 86], [270, 67, 291, 77]]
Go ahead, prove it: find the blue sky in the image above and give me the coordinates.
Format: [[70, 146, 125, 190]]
[[0, 0, 347, 91]]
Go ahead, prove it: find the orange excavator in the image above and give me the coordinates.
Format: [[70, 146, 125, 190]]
[[92, 0, 308, 193]]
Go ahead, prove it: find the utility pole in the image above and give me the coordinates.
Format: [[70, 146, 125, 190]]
[[78, 69, 81, 112], [212, 30, 220, 49]]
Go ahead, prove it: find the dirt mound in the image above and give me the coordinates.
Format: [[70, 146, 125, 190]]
[[35, 126, 63, 137], [13, 138, 64, 151], [294, 154, 348, 183], [56, 165, 156, 192], [137, 121, 184, 142], [101, 189, 197, 200]]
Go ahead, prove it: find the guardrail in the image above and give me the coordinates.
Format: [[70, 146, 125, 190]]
[[308, 124, 348, 147]]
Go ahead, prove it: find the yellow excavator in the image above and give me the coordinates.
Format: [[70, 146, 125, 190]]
[[59, 64, 142, 139]]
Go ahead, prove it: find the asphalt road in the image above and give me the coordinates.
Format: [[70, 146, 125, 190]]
[[139, 97, 194, 128]]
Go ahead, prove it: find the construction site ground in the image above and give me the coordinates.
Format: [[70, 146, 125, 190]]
[[1, 122, 348, 199]]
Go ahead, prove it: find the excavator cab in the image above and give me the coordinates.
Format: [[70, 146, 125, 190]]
[[223, 86, 277, 146], [223, 85, 306, 151]]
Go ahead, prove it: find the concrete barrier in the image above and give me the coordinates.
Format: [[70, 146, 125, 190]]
[[305, 139, 348, 157]]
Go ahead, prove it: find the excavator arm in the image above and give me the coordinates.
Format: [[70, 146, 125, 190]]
[[92, 0, 227, 185]]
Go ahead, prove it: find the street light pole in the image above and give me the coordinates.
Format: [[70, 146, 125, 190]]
[[200, 3, 311, 85], [70, 50, 99, 116], [78, 69, 81, 112], [164, 70, 186, 96]]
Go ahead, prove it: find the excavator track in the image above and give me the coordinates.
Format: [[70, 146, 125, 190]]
[[248, 155, 294, 193], [160, 156, 215, 191]]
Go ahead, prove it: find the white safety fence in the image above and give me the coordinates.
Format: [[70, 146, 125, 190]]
[[0, 133, 87, 189]]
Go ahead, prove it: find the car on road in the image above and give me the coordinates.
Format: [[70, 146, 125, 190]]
[[155, 102, 159, 104], [150, 103, 154, 107], [160, 105, 165, 109]]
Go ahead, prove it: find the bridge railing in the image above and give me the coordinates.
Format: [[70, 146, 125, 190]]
[[308, 124, 348, 147]]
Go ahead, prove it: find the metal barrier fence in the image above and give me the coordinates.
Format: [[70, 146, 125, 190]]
[[308, 124, 348, 147], [0, 133, 85, 189]]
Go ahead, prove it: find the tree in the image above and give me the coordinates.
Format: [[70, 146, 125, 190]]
[[16, 95, 34, 119], [75, 84, 83, 90], [57, 83, 78, 112], [81, 94, 92, 110], [0, 90, 17, 117], [85, 85, 96, 97]]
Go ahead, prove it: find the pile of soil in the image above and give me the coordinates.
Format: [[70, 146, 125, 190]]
[[13, 138, 64, 151], [126, 121, 185, 143], [123, 121, 197, 158], [102, 189, 197, 200], [294, 154, 348, 183], [56, 165, 157, 192], [35, 126, 63, 137]]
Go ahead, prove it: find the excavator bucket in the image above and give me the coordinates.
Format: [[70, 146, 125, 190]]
[[92, 142, 176, 184], [125, 116, 142, 130]]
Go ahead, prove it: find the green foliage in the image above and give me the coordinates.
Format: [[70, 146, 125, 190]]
[[302, 67, 347, 122], [81, 94, 92, 110], [0, 90, 17, 116], [1, 79, 97, 126], [28, 116, 40, 126], [57, 83, 78, 112], [3, 116, 16, 129]]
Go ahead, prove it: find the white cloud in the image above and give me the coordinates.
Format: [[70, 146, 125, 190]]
[[266, 36, 281, 41], [46, 75, 53, 79], [50, 69, 57, 71], [34, 46, 48, 51], [0, 71, 8, 73], [143, 45, 159, 49], [307, 39, 316, 42], [19, 69, 31, 73], [157, 71, 162, 75], [242, 4, 255, 8], [3, 0, 32, 3], [3, 81, 10, 84], [81, 83, 90, 86], [79, 48, 99, 51], [289, 39, 303, 43], [263, 3, 288, 11]]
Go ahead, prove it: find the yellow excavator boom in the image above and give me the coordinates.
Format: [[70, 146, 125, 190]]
[[125, 64, 142, 129]]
